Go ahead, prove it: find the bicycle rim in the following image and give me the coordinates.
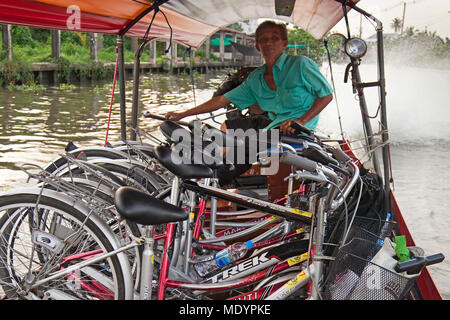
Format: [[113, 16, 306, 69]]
[[0, 191, 130, 300]]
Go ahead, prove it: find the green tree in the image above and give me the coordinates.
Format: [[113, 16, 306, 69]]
[[11, 26, 36, 47], [286, 25, 326, 63], [226, 23, 243, 32]]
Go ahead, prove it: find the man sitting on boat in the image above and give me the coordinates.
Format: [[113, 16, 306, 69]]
[[166, 20, 333, 184]]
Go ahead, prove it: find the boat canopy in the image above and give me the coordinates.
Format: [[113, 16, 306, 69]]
[[0, 0, 360, 48]]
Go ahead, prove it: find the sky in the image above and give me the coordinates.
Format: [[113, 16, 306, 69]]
[[331, 0, 450, 39]]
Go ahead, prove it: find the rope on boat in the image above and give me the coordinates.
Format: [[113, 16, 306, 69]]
[[341, 128, 395, 190], [344, 129, 390, 154]]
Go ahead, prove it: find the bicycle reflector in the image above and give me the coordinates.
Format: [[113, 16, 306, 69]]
[[345, 38, 367, 59]]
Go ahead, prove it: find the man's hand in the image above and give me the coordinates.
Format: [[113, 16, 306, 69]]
[[165, 111, 184, 121], [279, 119, 302, 135]]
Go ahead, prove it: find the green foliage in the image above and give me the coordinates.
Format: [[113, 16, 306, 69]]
[[286, 25, 327, 63], [226, 23, 243, 32], [7, 82, 45, 92], [30, 28, 51, 44], [58, 83, 76, 90], [11, 26, 36, 47], [194, 50, 219, 61], [3, 24, 447, 86], [61, 30, 85, 46], [102, 34, 118, 48], [0, 57, 34, 86]]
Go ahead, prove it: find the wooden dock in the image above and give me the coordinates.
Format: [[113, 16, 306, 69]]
[[30, 60, 255, 85]]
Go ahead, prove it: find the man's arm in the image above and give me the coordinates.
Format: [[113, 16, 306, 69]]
[[166, 95, 231, 121], [279, 93, 333, 135]]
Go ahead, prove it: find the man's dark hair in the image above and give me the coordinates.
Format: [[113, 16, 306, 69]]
[[255, 20, 288, 42]]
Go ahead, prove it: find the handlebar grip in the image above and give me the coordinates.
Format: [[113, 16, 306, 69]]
[[425, 253, 445, 266], [290, 121, 313, 135], [144, 111, 189, 126], [302, 147, 339, 167], [395, 253, 445, 275], [280, 151, 317, 172], [395, 257, 426, 274], [329, 147, 352, 163]]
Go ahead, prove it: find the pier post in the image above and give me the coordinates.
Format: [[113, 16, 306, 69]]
[[51, 30, 61, 59], [219, 30, 225, 62], [2, 24, 13, 61], [171, 41, 177, 73], [90, 33, 98, 61], [232, 33, 237, 64], [241, 34, 247, 65], [205, 37, 210, 62], [130, 36, 138, 53], [149, 40, 156, 64]]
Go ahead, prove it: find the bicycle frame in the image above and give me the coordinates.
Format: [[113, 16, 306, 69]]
[[152, 173, 327, 299], [19, 139, 356, 301]]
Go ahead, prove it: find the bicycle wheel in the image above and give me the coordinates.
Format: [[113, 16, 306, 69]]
[[0, 188, 133, 300], [45, 146, 131, 175], [53, 158, 165, 195]]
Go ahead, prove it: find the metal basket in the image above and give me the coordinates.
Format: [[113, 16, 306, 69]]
[[323, 237, 418, 300], [347, 216, 395, 241]]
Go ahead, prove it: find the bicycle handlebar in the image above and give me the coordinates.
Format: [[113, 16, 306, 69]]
[[328, 146, 352, 163], [280, 151, 318, 173], [144, 111, 190, 126], [290, 121, 313, 136], [395, 253, 445, 275]]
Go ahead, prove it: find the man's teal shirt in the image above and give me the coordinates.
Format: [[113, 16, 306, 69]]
[[224, 53, 333, 131]]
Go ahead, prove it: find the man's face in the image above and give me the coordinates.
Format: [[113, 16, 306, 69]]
[[255, 26, 288, 61]]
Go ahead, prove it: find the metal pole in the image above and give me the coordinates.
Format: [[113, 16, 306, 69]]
[[351, 61, 382, 177], [117, 36, 127, 141], [131, 38, 151, 141], [339, 0, 392, 213], [377, 25, 391, 213]]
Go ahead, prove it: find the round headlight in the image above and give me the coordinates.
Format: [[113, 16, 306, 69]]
[[345, 38, 367, 58]]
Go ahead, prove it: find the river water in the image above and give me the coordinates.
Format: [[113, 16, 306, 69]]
[[0, 63, 449, 299]]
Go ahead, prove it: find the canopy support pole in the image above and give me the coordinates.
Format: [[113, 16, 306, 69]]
[[351, 61, 382, 177], [119, 0, 170, 36], [131, 38, 152, 141], [376, 24, 391, 214], [338, 0, 391, 214], [117, 36, 127, 141]]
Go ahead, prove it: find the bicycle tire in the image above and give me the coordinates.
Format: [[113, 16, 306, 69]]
[[45, 146, 131, 174], [0, 189, 133, 300]]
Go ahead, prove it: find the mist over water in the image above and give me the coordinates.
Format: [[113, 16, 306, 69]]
[[318, 61, 450, 299], [317, 62, 450, 145]]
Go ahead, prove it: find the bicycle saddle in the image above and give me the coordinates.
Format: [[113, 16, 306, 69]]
[[160, 120, 190, 144], [114, 186, 188, 225], [154, 145, 214, 179]]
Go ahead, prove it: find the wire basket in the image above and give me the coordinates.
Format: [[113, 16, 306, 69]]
[[323, 237, 418, 300], [345, 216, 396, 244]]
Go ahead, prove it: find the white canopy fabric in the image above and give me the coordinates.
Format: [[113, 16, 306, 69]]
[[163, 0, 361, 46], [0, 0, 361, 48]]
